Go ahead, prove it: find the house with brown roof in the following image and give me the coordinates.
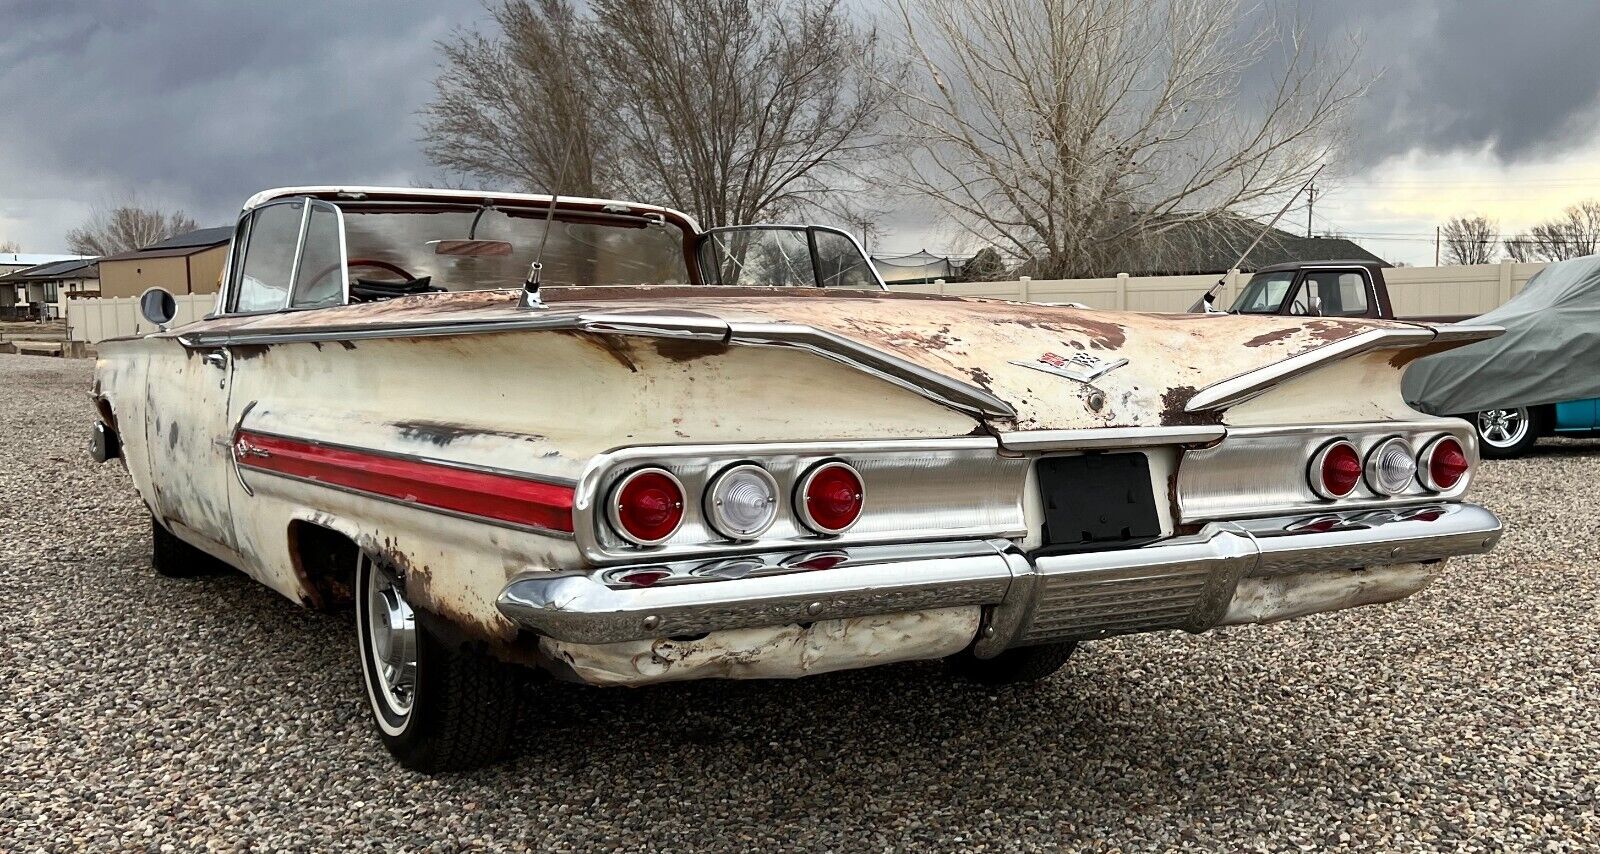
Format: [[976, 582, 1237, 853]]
[[96, 226, 233, 299]]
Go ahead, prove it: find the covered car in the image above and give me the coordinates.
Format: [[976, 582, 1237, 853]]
[[1403, 256, 1600, 456]]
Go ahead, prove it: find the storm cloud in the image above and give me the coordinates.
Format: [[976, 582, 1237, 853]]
[[3, 0, 1600, 249], [0, 0, 480, 247], [1317, 0, 1600, 165]]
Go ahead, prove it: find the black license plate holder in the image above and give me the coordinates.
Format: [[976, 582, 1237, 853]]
[[1036, 453, 1162, 553]]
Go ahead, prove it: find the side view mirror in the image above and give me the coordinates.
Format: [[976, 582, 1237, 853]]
[[139, 287, 177, 328]]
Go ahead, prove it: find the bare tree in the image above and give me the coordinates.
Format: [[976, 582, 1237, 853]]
[[1441, 215, 1496, 265], [1505, 201, 1600, 262], [423, 0, 897, 228], [884, 0, 1366, 278], [423, 0, 612, 198], [0, 239, 19, 254], [1503, 234, 1535, 262], [66, 202, 199, 256]]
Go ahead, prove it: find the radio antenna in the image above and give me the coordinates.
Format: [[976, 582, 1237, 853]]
[[1190, 164, 1324, 313], [521, 137, 578, 310]]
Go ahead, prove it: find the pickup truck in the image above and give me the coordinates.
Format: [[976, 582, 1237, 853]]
[[1227, 259, 1600, 457]]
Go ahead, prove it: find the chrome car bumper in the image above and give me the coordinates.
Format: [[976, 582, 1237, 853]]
[[496, 502, 1501, 650]]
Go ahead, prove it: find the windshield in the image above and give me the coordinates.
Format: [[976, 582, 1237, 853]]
[[1230, 271, 1295, 314], [700, 226, 880, 289], [341, 207, 690, 289]]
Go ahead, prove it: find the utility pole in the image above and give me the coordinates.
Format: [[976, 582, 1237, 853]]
[[1435, 225, 1441, 266], [1305, 185, 1316, 237]]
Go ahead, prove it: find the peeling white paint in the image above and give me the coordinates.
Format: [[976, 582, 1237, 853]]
[[544, 607, 981, 686], [1221, 563, 1437, 626]]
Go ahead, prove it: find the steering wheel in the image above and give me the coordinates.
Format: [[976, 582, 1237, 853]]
[[300, 257, 417, 297]]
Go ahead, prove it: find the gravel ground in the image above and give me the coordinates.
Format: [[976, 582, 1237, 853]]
[[3, 352, 1598, 851]]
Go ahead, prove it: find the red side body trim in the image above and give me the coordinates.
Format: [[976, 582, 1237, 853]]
[[234, 430, 575, 533]]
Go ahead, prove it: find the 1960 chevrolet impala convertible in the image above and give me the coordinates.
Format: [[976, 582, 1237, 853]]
[[93, 186, 1505, 771]]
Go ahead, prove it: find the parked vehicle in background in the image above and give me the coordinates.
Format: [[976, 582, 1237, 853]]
[[1230, 259, 1600, 458], [92, 186, 1503, 772]]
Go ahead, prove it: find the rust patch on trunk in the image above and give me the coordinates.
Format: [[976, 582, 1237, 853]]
[[977, 308, 1128, 350], [1245, 328, 1297, 347], [654, 338, 730, 362], [967, 367, 996, 393], [1304, 319, 1369, 344], [1159, 385, 1223, 426], [1388, 340, 1457, 368], [570, 331, 638, 372], [229, 343, 271, 361]]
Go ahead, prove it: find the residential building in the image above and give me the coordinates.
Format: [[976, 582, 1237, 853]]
[[96, 226, 233, 298], [0, 258, 100, 319], [2, 252, 90, 311]]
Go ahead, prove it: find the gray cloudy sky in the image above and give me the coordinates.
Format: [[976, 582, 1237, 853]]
[[5, 0, 1600, 264]]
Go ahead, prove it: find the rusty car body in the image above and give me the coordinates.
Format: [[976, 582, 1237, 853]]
[[92, 186, 1505, 771]]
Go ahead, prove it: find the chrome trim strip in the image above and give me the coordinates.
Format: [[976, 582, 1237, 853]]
[[179, 310, 1015, 420], [1185, 327, 1435, 412], [1428, 324, 1504, 344], [578, 309, 730, 340], [232, 425, 579, 488], [727, 320, 1015, 418], [237, 465, 576, 539], [996, 425, 1225, 452], [240, 185, 704, 233]]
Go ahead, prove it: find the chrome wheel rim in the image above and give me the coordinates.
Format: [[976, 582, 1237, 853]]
[[361, 557, 417, 720], [1477, 407, 1530, 448]]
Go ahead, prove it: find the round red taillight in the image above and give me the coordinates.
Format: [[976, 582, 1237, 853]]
[[1419, 436, 1469, 491], [797, 461, 864, 535], [1309, 440, 1362, 499], [608, 468, 685, 546]]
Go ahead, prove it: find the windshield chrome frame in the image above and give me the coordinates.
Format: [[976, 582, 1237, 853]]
[[219, 197, 350, 318], [699, 224, 887, 291]]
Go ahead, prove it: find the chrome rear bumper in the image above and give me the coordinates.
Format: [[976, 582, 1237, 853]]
[[497, 502, 1501, 650]]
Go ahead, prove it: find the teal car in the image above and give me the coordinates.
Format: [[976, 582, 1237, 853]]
[[1474, 399, 1600, 458]]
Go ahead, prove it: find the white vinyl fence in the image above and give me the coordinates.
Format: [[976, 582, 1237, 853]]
[[63, 261, 1551, 346], [66, 294, 215, 344], [891, 260, 1550, 317]]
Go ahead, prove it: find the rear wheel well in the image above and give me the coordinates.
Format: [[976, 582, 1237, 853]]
[[94, 395, 118, 433], [288, 521, 360, 610]]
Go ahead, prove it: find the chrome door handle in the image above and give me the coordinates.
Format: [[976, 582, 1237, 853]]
[[203, 351, 228, 369]]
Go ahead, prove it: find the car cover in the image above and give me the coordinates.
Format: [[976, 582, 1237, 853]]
[[1403, 255, 1600, 415]]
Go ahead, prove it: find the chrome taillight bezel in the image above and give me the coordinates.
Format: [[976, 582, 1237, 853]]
[[606, 466, 686, 546], [1416, 435, 1470, 492], [1307, 439, 1362, 499], [702, 462, 780, 541], [1363, 436, 1419, 496], [794, 460, 866, 536]]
